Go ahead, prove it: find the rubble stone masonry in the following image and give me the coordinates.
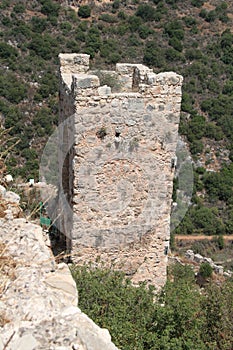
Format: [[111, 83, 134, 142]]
[[58, 53, 183, 289]]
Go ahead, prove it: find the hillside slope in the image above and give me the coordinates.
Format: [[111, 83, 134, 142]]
[[0, 0, 233, 236]]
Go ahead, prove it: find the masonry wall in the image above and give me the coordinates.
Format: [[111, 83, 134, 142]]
[[59, 53, 183, 289]]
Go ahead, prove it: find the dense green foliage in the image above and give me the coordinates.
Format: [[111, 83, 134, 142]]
[[78, 5, 91, 18], [0, 0, 233, 233], [199, 262, 213, 278], [71, 264, 233, 350]]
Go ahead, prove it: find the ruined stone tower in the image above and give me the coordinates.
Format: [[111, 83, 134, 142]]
[[58, 53, 183, 289]]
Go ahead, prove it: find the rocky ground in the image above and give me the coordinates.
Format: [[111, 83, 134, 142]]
[[0, 184, 118, 350]]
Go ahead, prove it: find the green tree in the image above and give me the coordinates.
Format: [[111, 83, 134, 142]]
[[216, 234, 224, 250], [143, 41, 165, 68], [128, 15, 142, 32], [13, 4, 25, 13], [0, 42, 18, 59], [199, 262, 213, 279], [169, 37, 183, 52], [28, 34, 58, 60], [35, 70, 58, 100], [138, 25, 153, 39], [85, 26, 101, 57], [31, 17, 47, 33], [203, 164, 233, 203], [71, 264, 233, 350], [0, 71, 27, 104], [164, 20, 184, 40], [202, 282, 233, 349], [71, 266, 155, 350], [99, 14, 117, 23], [40, 0, 60, 17], [78, 5, 91, 18], [136, 4, 156, 21], [223, 80, 233, 95], [32, 107, 56, 136], [191, 0, 204, 7], [189, 139, 204, 155]]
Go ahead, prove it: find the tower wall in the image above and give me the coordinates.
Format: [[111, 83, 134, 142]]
[[59, 53, 183, 289]]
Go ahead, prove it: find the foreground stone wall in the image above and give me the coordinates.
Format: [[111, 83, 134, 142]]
[[0, 216, 118, 350], [58, 53, 183, 289]]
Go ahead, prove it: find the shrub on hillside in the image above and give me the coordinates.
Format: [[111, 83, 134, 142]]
[[99, 14, 117, 23], [0, 72, 27, 104], [191, 0, 204, 7], [0, 42, 18, 59], [199, 262, 213, 278], [13, 4, 25, 13], [143, 41, 165, 68], [214, 234, 225, 250], [136, 4, 156, 21], [138, 25, 153, 39], [78, 5, 91, 18], [40, 0, 60, 17]]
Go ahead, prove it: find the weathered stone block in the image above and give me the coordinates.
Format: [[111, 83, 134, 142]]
[[73, 74, 100, 89], [185, 249, 195, 260], [98, 85, 111, 95], [194, 253, 204, 263], [214, 265, 224, 275], [59, 53, 90, 74]]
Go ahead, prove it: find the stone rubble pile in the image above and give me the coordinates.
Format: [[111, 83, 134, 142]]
[[0, 217, 119, 350], [185, 250, 232, 277]]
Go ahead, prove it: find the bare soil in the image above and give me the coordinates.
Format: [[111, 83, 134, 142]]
[[175, 235, 233, 241]]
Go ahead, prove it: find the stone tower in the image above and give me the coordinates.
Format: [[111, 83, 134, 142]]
[[58, 53, 183, 289]]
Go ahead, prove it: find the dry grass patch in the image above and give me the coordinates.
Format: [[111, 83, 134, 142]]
[[0, 241, 16, 326]]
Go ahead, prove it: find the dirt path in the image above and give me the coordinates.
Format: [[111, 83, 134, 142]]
[[175, 235, 233, 241]]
